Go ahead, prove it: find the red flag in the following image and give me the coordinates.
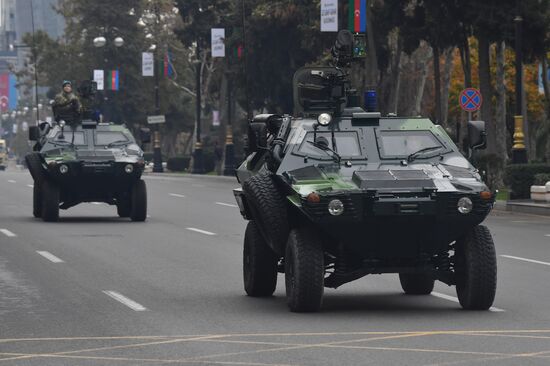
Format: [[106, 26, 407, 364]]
[[354, 0, 361, 33]]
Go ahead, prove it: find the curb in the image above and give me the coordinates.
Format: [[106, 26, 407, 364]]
[[505, 200, 550, 217]]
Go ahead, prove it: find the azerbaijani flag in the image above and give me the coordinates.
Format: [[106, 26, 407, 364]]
[[164, 51, 174, 78], [348, 0, 367, 33], [108, 70, 119, 91]]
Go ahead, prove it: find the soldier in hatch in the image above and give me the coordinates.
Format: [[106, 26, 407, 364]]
[[52, 80, 82, 125]]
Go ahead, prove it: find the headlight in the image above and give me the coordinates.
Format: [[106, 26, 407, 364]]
[[124, 164, 134, 174], [317, 113, 332, 126], [59, 164, 69, 174], [328, 199, 344, 216], [59, 120, 66, 128], [457, 197, 473, 214]]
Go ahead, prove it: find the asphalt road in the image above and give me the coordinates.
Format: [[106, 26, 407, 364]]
[[1, 168, 550, 365]]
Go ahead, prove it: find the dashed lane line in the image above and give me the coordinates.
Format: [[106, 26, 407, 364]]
[[7, 180, 16, 183], [0, 229, 16, 237], [36, 251, 64, 263], [501, 254, 550, 267], [169, 193, 186, 198], [102, 291, 147, 311], [26, 184, 33, 188], [186, 227, 216, 236], [432, 292, 505, 312], [215, 202, 238, 208]]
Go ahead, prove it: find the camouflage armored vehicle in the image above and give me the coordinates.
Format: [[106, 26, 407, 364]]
[[26, 81, 150, 222], [234, 31, 496, 312]]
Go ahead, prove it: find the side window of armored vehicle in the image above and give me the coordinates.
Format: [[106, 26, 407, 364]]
[[95, 131, 129, 145], [54, 131, 86, 145], [296, 131, 362, 159], [376, 130, 450, 159]]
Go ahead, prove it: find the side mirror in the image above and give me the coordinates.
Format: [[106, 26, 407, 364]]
[[140, 128, 151, 144], [246, 122, 267, 154], [29, 126, 39, 141], [468, 120, 487, 150]]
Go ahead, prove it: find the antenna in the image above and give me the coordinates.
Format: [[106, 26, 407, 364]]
[[241, 0, 251, 121]]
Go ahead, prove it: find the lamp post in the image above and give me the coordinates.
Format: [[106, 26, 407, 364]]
[[192, 48, 204, 174], [93, 35, 124, 124], [512, 0, 527, 164], [223, 70, 235, 176]]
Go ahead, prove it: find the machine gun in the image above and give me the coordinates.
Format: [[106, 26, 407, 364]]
[[294, 30, 367, 117], [77, 80, 99, 122]]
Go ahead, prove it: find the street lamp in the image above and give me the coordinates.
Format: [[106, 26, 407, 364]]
[[192, 52, 204, 174], [512, 0, 527, 164]]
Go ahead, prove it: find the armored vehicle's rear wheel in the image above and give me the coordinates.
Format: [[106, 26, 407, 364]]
[[33, 183, 42, 218], [130, 179, 147, 222], [243, 221, 278, 297], [399, 273, 435, 295], [455, 225, 497, 310], [243, 172, 289, 255], [41, 180, 59, 222], [285, 227, 324, 312], [25, 153, 46, 185], [117, 196, 131, 218]]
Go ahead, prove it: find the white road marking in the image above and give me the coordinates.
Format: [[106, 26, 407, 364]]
[[36, 251, 64, 263], [103, 291, 147, 311], [27, 184, 34, 188], [169, 193, 186, 198], [432, 292, 505, 312], [0, 229, 16, 237], [545, 234, 550, 237], [215, 202, 238, 208], [501, 254, 550, 267], [186, 227, 216, 236], [7, 180, 16, 183]]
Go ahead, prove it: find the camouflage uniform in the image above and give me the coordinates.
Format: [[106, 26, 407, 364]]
[[52, 90, 82, 125]]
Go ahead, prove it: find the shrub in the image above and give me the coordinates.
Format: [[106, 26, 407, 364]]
[[534, 173, 550, 186], [167, 156, 190, 172], [504, 164, 550, 199]]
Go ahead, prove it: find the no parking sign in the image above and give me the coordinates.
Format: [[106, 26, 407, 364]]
[[460, 88, 483, 112]]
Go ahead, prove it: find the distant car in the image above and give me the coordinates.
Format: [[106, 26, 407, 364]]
[[25, 119, 150, 222], [233, 30, 497, 313]]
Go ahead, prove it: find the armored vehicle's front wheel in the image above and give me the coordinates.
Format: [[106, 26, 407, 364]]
[[285, 227, 324, 312], [399, 273, 435, 295], [117, 196, 131, 218], [33, 183, 42, 218], [130, 179, 147, 222], [25, 153, 46, 185], [41, 180, 59, 222], [455, 225, 497, 310], [243, 221, 278, 297]]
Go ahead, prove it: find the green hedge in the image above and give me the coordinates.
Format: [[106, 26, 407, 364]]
[[504, 164, 550, 199], [534, 173, 550, 186], [167, 156, 191, 172]]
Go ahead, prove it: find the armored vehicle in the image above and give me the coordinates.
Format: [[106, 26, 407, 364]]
[[25, 81, 150, 222], [234, 31, 496, 312]]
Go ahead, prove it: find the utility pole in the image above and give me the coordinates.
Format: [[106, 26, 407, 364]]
[[152, 1, 164, 172], [223, 69, 235, 176], [512, 0, 527, 164]]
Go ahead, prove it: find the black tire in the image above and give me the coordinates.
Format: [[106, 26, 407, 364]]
[[25, 153, 46, 185], [243, 221, 278, 297], [41, 180, 59, 222], [399, 273, 435, 295], [33, 183, 42, 218], [117, 196, 131, 218], [242, 172, 289, 255], [130, 180, 147, 222], [285, 227, 324, 312], [455, 225, 497, 310]]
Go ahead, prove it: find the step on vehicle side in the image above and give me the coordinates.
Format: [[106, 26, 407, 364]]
[[234, 30, 497, 312], [26, 80, 150, 222]]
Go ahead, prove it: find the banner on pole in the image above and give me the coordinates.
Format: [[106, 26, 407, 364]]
[[93, 70, 104, 91], [142, 52, 154, 77], [211, 28, 225, 58], [108, 70, 119, 91], [321, 0, 338, 32]]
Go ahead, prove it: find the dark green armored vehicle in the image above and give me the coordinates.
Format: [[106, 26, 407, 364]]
[[25, 82, 150, 222], [234, 31, 496, 312]]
